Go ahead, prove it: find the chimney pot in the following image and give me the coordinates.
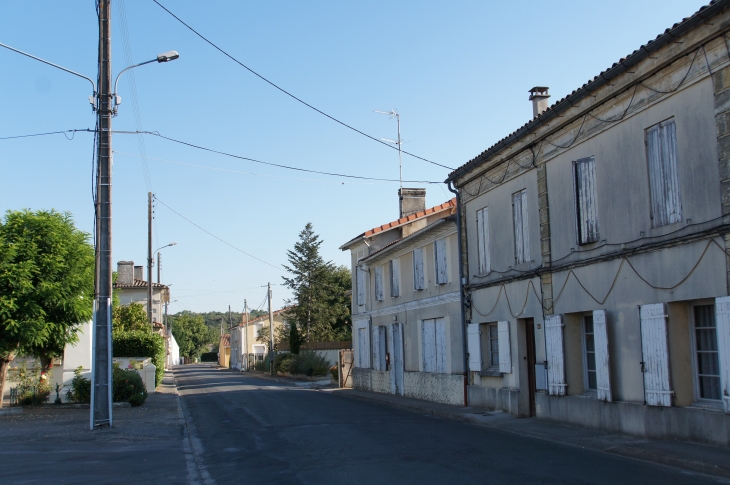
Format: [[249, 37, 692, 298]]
[[529, 86, 550, 118], [399, 188, 426, 219], [134, 265, 144, 282], [117, 261, 134, 286]]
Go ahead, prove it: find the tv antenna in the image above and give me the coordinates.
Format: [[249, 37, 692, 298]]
[[375, 109, 402, 189]]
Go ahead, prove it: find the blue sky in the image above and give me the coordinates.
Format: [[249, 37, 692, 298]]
[[0, 0, 708, 313]]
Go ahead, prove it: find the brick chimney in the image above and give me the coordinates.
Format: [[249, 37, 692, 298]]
[[117, 261, 134, 285], [529, 86, 550, 118], [134, 265, 144, 282], [399, 188, 426, 218]]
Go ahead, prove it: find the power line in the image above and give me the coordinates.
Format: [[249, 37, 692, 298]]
[[151, 0, 453, 171], [0, 128, 92, 140], [153, 195, 285, 272]]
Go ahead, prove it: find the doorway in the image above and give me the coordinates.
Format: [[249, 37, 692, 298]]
[[525, 318, 537, 416]]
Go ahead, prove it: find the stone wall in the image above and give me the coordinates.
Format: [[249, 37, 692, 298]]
[[467, 386, 522, 416], [403, 372, 463, 406]]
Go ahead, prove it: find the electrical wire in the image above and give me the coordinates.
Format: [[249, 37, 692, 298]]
[[0, 128, 92, 140], [151, 0, 453, 171]]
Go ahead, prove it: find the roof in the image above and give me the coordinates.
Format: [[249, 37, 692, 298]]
[[340, 198, 456, 250], [237, 306, 293, 326], [220, 334, 230, 347], [446, 0, 729, 183], [113, 278, 169, 290], [360, 217, 455, 265]]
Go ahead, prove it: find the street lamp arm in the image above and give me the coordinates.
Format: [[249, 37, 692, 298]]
[[0, 41, 96, 93], [113, 59, 156, 95]]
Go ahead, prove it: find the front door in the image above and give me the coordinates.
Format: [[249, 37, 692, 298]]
[[525, 318, 537, 416], [391, 323, 405, 395]]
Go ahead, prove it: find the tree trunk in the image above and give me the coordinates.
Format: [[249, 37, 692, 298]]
[[0, 353, 16, 408], [39, 355, 52, 374]]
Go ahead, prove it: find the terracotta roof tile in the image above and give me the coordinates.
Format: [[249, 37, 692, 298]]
[[363, 198, 456, 237], [113, 278, 169, 289]]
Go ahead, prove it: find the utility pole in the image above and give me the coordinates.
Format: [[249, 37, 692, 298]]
[[91, 0, 113, 430], [268, 283, 274, 376], [243, 299, 248, 371], [157, 251, 161, 284], [147, 192, 153, 324]]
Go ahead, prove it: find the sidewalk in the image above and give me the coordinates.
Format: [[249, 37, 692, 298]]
[[330, 388, 730, 481]]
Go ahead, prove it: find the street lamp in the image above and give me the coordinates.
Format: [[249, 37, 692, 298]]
[[113, 51, 179, 111], [149, 241, 177, 324]]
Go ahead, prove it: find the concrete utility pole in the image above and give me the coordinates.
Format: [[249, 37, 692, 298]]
[[268, 283, 275, 376], [157, 251, 161, 284], [243, 299, 248, 371], [147, 192, 153, 324], [91, 0, 113, 430]]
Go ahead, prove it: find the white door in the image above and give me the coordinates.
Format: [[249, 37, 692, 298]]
[[640, 303, 672, 407]]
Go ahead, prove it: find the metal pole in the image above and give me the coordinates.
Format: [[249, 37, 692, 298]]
[[396, 113, 402, 190], [243, 299, 248, 370], [157, 251, 161, 284], [92, 0, 113, 429], [147, 192, 153, 324], [268, 283, 275, 376]]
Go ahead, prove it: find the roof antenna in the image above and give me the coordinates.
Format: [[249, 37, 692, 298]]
[[375, 109, 403, 190]]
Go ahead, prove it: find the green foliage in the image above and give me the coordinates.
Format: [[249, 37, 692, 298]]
[[200, 352, 217, 362], [0, 210, 94, 370], [282, 223, 352, 343], [330, 365, 338, 381], [255, 323, 288, 348], [169, 312, 218, 359], [295, 350, 329, 376], [112, 330, 165, 387], [113, 302, 149, 333], [273, 352, 288, 372], [13, 362, 51, 405], [278, 353, 299, 374], [113, 365, 147, 406], [289, 322, 301, 355], [66, 366, 91, 403]]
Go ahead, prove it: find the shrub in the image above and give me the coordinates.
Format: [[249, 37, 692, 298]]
[[14, 362, 51, 405], [279, 354, 299, 374], [66, 366, 91, 403], [200, 352, 218, 362], [295, 350, 329, 376], [330, 365, 338, 381], [112, 365, 147, 406], [273, 352, 289, 372], [113, 330, 165, 387]]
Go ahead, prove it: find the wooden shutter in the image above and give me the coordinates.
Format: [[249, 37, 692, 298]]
[[374, 266, 384, 301], [477, 207, 490, 274], [640, 303, 672, 407], [435, 239, 448, 285], [467, 323, 482, 372], [497, 321, 511, 373], [413, 248, 425, 290], [357, 327, 369, 368], [647, 119, 682, 228], [715, 297, 730, 413], [356, 267, 365, 306], [390, 259, 400, 297], [513, 190, 530, 264], [545, 314, 567, 396], [575, 157, 599, 244], [435, 318, 447, 373], [372, 325, 381, 371], [592, 310, 612, 402], [422, 319, 436, 372]]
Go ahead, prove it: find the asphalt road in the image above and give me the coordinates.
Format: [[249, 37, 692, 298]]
[[176, 364, 720, 485]]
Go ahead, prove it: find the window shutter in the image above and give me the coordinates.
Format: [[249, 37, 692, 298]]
[[661, 120, 681, 225], [520, 190, 530, 262], [714, 296, 730, 413], [390, 259, 400, 297], [640, 303, 672, 407], [545, 314, 567, 396], [575, 157, 599, 244], [413, 248, 425, 290], [513, 190, 530, 264], [356, 267, 365, 306], [357, 326, 370, 368], [497, 321, 511, 373], [435, 318, 447, 373], [646, 120, 682, 228], [422, 319, 436, 372], [477, 207, 490, 274], [374, 266, 384, 301], [467, 323, 482, 372], [372, 325, 381, 371], [435, 239, 448, 285], [592, 310, 612, 402]]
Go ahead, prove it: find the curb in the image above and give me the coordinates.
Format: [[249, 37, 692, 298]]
[[0, 407, 23, 415]]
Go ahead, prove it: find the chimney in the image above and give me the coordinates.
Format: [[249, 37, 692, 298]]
[[117, 261, 134, 285], [529, 86, 550, 118], [399, 188, 426, 219], [134, 265, 144, 282]]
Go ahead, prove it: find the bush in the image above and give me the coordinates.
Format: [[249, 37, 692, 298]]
[[330, 365, 338, 381], [273, 352, 289, 372], [200, 352, 217, 362], [112, 365, 147, 406], [66, 366, 91, 403], [294, 350, 329, 376], [113, 330, 165, 387], [14, 362, 51, 405]]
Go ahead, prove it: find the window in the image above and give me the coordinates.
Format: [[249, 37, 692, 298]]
[[434, 239, 448, 285], [356, 267, 365, 307], [512, 189, 531, 264], [413, 247, 425, 290], [476, 207, 490, 274], [574, 157, 599, 244], [389, 259, 400, 297], [374, 266, 384, 301], [583, 315, 597, 391], [372, 325, 387, 371], [693, 304, 721, 401], [357, 327, 369, 368], [646, 119, 681, 227], [488, 324, 499, 368], [422, 318, 446, 373]]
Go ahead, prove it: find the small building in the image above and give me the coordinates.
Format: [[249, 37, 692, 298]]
[[113, 261, 170, 329], [218, 334, 230, 367], [229, 308, 290, 371], [341, 190, 465, 405]]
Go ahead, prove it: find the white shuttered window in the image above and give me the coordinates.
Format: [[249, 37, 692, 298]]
[[374, 266, 384, 301], [390, 259, 400, 297], [714, 296, 730, 413], [467, 323, 482, 372], [413, 248, 425, 290], [476, 207, 491, 274], [422, 318, 447, 373], [574, 157, 599, 245], [646, 119, 681, 228], [497, 321, 512, 373], [434, 239, 448, 285], [357, 326, 370, 368], [545, 315, 567, 396], [356, 267, 365, 307], [372, 325, 387, 371], [640, 303, 672, 407], [592, 310, 612, 402], [512, 190, 531, 264]]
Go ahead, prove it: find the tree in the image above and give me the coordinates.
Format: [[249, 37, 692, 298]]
[[169, 311, 213, 359], [255, 323, 288, 348], [0, 210, 94, 407], [282, 223, 351, 343], [112, 302, 149, 333], [289, 321, 301, 355]]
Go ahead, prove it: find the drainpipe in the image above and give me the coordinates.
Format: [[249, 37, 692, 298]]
[[448, 181, 469, 406]]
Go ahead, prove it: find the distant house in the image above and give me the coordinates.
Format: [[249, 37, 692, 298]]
[[113, 261, 170, 333], [218, 333, 230, 367], [229, 308, 290, 371], [341, 190, 465, 405]]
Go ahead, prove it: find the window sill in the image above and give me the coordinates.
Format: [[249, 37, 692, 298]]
[[689, 401, 724, 412], [480, 369, 503, 377]]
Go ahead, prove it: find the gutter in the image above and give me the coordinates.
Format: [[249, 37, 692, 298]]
[[448, 181, 469, 407]]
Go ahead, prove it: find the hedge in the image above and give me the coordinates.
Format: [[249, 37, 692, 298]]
[[113, 330, 165, 387]]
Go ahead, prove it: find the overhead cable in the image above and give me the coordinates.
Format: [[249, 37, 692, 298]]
[[151, 0, 453, 171]]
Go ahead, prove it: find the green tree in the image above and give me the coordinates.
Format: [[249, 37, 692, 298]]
[[0, 210, 94, 407], [112, 302, 149, 333], [169, 311, 213, 359], [289, 321, 301, 355], [282, 223, 351, 343]]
